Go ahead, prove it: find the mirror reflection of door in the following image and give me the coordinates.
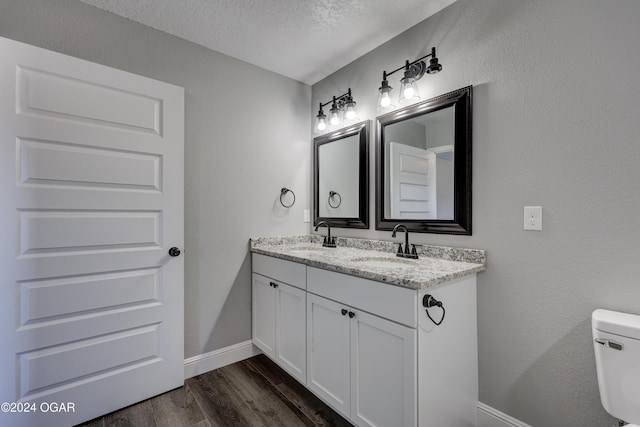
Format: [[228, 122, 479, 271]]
[[387, 142, 437, 219], [318, 134, 360, 218], [384, 105, 455, 220]]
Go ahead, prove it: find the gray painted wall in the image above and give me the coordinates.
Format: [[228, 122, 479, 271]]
[[0, 0, 311, 358], [312, 0, 640, 425], [386, 120, 426, 149]]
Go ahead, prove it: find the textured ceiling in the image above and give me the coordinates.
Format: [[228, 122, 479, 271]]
[[77, 0, 455, 84]]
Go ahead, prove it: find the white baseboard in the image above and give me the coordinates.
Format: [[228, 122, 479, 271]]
[[477, 402, 531, 427], [184, 340, 262, 379]]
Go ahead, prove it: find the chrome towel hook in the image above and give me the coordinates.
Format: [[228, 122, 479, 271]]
[[280, 187, 295, 208]]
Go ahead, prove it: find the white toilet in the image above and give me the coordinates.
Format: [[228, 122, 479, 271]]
[[592, 309, 640, 427]]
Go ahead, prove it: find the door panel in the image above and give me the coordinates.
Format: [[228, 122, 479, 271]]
[[18, 137, 162, 190], [19, 268, 159, 324], [351, 310, 417, 427], [20, 324, 160, 397], [17, 65, 161, 133], [0, 36, 184, 427], [252, 274, 276, 357], [306, 294, 351, 418], [276, 283, 306, 383], [18, 210, 161, 253]]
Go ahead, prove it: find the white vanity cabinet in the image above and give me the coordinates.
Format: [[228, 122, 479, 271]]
[[252, 254, 307, 383], [307, 293, 416, 426], [251, 251, 479, 427]]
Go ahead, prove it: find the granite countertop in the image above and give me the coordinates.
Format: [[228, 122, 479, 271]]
[[250, 235, 486, 290]]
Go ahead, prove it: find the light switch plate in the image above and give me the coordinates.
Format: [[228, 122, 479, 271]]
[[524, 206, 542, 231], [303, 209, 310, 223]]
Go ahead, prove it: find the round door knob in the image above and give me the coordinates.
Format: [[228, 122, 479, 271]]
[[341, 309, 348, 316], [348, 311, 355, 318], [168, 247, 181, 257]]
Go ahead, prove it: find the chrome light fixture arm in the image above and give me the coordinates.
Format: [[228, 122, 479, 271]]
[[383, 47, 440, 80]]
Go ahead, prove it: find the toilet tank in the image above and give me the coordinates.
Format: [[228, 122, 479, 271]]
[[592, 309, 640, 424]]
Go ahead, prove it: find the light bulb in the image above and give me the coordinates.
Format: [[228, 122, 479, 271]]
[[380, 93, 391, 108], [378, 76, 394, 110], [399, 76, 419, 104], [345, 109, 355, 120], [330, 113, 340, 126], [315, 103, 327, 133], [403, 86, 415, 100]]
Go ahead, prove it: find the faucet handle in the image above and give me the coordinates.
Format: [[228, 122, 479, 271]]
[[397, 243, 404, 254], [409, 244, 420, 259], [322, 237, 337, 248], [323, 236, 336, 247]]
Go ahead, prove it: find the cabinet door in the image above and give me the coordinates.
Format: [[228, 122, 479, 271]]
[[350, 309, 417, 427], [252, 273, 276, 357], [276, 283, 306, 383], [307, 294, 351, 418]]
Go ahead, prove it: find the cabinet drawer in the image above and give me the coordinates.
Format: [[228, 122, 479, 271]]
[[252, 253, 306, 290], [307, 267, 417, 328]]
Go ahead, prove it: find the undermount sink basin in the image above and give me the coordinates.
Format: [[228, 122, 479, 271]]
[[288, 246, 332, 253], [350, 256, 418, 269]]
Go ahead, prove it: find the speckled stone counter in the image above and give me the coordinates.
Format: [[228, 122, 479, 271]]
[[250, 235, 486, 290]]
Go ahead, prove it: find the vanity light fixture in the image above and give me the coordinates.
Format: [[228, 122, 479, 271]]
[[377, 47, 442, 108], [315, 88, 358, 133]]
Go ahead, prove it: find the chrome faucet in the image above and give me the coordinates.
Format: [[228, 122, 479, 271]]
[[315, 221, 336, 248], [392, 224, 418, 259]]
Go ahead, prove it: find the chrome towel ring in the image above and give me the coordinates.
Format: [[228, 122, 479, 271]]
[[328, 190, 342, 208], [280, 187, 295, 208]]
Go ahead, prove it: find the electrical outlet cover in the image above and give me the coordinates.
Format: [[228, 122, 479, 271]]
[[524, 206, 542, 231]]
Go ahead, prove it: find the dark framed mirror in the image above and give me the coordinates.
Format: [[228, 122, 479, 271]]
[[314, 120, 369, 228], [375, 86, 472, 234]]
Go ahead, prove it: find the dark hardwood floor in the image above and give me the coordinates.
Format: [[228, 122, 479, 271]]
[[78, 354, 352, 427]]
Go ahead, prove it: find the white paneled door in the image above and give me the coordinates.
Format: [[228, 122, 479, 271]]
[[0, 37, 184, 427], [388, 141, 437, 220]]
